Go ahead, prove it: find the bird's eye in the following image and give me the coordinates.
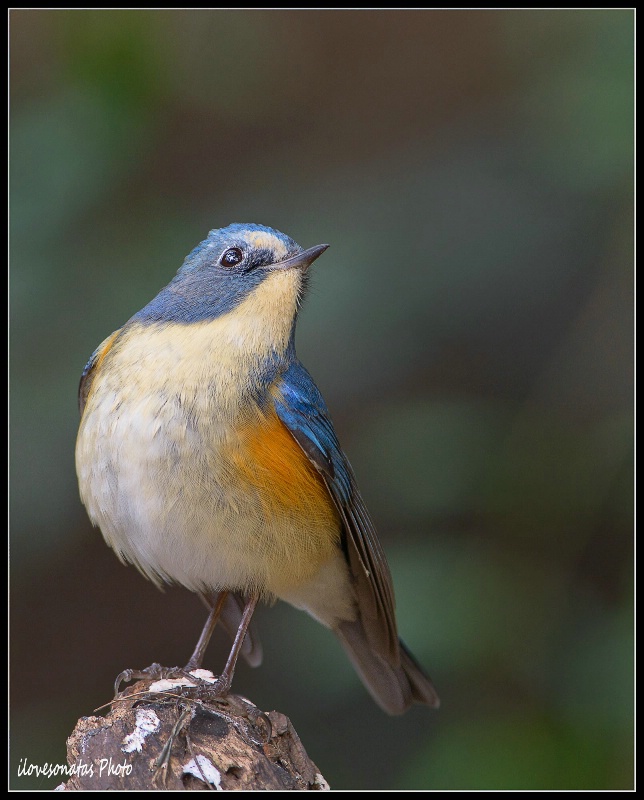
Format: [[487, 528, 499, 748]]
[[220, 247, 244, 268]]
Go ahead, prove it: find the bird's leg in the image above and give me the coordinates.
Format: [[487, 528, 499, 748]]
[[114, 592, 258, 698], [114, 591, 229, 695], [184, 590, 229, 671], [214, 593, 259, 695]]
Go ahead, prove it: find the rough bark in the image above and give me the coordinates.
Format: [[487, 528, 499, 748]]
[[58, 677, 329, 791]]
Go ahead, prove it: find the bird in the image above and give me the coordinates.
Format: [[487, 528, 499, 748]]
[[75, 222, 439, 714]]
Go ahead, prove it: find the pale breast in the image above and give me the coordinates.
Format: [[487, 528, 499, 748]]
[[75, 316, 342, 600]]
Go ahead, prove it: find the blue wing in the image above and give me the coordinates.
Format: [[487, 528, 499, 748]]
[[273, 360, 398, 661]]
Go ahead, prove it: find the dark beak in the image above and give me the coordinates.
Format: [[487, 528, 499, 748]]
[[269, 243, 329, 271]]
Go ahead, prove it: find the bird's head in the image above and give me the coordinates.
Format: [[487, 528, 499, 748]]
[[134, 223, 328, 326]]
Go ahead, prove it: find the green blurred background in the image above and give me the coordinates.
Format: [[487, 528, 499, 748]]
[[10, 9, 633, 790]]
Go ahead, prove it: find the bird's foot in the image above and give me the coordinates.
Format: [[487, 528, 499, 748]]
[[189, 672, 231, 701], [114, 663, 197, 696], [114, 664, 231, 699]]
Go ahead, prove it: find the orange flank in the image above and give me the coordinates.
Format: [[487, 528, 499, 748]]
[[231, 406, 341, 555], [93, 330, 121, 374]]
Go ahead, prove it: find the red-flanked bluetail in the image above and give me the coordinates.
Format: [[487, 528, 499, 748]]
[[76, 223, 439, 714]]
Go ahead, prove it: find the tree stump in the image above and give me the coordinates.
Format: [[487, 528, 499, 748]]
[[57, 672, 329, 791]]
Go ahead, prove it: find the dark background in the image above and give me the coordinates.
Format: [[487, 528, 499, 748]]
[[10, 9, 633, 790]]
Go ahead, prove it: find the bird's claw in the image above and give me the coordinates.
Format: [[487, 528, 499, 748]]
[[114, 663, 196, 696], [113, 664, 234, 701], [191, 674, 231, 700]]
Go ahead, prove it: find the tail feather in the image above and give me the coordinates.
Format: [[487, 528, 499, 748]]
[[336, 620, 440, 715]]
